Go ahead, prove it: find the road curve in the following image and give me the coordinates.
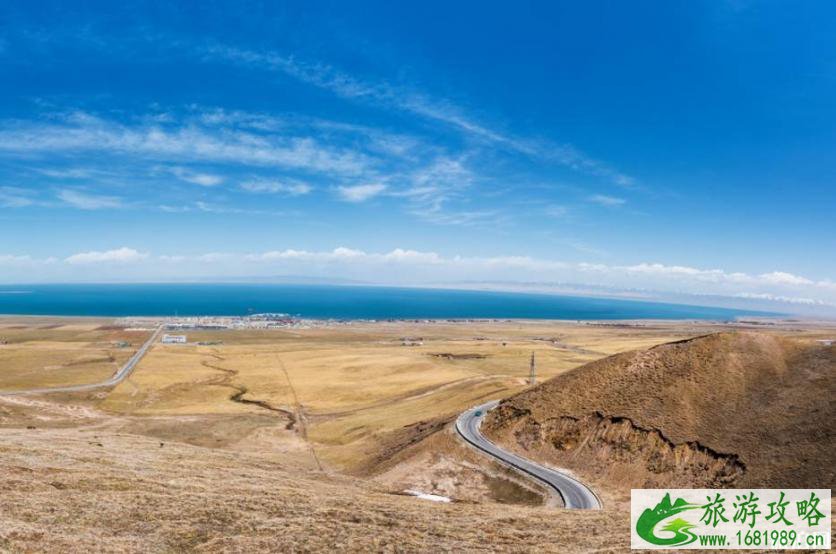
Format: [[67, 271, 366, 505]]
[[0, 325, 163, 396], [455, 400, 601, 510]]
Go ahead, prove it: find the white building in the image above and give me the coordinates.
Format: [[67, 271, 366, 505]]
[[816, 339, 834, 346], [161, 334, 187, 344]]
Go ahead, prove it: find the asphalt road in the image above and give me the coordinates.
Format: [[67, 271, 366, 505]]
[[455, 400, 601, 510], [0, 325, 163, 396]]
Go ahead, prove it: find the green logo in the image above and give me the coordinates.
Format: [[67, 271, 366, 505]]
[[636, 493, 700, 546]]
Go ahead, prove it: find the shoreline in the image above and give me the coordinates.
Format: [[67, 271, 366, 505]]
[[1, 314, 832, 327]]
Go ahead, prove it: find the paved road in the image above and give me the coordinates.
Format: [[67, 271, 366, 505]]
[[0, 325, 163, 396], [455, 400, 601, 510]]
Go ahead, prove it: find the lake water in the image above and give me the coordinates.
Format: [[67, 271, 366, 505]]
[[0, 283, 776, 320]]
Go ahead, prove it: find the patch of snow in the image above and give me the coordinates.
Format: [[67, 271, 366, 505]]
[[404, 489, 451, 503]]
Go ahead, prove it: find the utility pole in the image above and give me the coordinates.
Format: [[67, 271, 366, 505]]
[[529, 351, 536, 385]]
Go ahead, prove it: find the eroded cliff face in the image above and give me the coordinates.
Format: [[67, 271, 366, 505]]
[[485, 405, 744, 490], [482, 332, 834, 494]]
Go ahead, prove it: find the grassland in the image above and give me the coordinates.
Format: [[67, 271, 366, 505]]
[[0, 318, 150, 390], [98, 320, 697, 471], [483, 330, 836, 512], [3, 316, 832, 551], [0, 425, 625, 553]]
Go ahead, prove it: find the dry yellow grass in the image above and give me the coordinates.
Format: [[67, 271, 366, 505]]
[[0, 319, 150, 390], [0, 425, 627, 553], [4, 317, 833, 552], [97, 320, 693, 471], [484, 331, 836, 510]]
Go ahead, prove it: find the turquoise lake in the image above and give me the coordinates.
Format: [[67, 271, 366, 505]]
[[0, 284, 777, 320]]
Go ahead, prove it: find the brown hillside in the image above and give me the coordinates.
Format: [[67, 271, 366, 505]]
[[482, 332, 834, 492], [0, 425, 623, 552]]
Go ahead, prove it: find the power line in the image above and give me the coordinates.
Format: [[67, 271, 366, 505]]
[[529, 351, 536, 385]]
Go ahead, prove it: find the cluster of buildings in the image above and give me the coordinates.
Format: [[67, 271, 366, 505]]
[[161, 314, 308, 330], [118, 314, 318, 331]]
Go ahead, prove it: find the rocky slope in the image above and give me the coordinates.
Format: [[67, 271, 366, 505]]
[[0, 404, 623, 553], [482, 332, 834, 493]]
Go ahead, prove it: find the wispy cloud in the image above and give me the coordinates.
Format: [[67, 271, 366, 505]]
[[169, 166, 224, 187], [58, 189, 124, 210], [409, 207, 500, 227], [0, 106, 626, 228], [240, 179, 312, 196], [544, 205, 569, 218], [0, 187, 36, 208], [193, 201, 256, 215], [65, 247, 147, 264], [204, 46, 499, 147], [391, 156, 479, 224], [545, 146, 635, 188], [36, 167, 96, 179], [558, 238, 607, 257], [757, 271, 814, 286], [4, 243, 834, 307], [0, 254, 56, 266], [190, 246, 833, 297], [337, 183, 387, 202], [734, 292, 825, 306], [248, 246, 444, 265], [588, 194, 626, 207], [0, 111, 370, 177], [203, 44, 635, 187], [159, 200, 292, 216]]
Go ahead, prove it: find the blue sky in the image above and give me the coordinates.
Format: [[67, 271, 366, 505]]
[[1, 1, 835, 312]]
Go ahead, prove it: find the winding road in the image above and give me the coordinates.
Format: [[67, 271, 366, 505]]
[[456, 400, 601, 510], [4, 326, 601, 510], [0, 325, 163, 396]]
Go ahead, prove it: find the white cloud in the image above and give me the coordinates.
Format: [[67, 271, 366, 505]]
[[157, 201, 289, 216], [196, 252, 233, 263], [37, 167, 95, 179], [734, 292, 826, 306], [0, 111, 369, 177], [65, 247, 148, 264], [247, 247, 562, 272], [0, 254, 31, 264], [388, 156, 480, 224], [337, 183, 387, 202], [0, 187, 36, 208], [158, 254, 187, 263], [195, 108, 286, 131], [0, 254, 55, 266], [191, 247, 833, 301], [192, 201, 285, 215], [816, 279, 836, 291], [409, 208, 499, 226], [58, 189, 124, 210], [0, 107, 631, 229], [544, 146, 635, 189], [169, 166, 224, 187], [588, 194, 626, 207], [618, 263, 723, 278], [248, 247, 367, 262], [159, 204, 191, 213], [204, 45, 634, 186], [240, 179, 312, 196], [246, 247, 448, 266], [545, 205, 569, 218], [757, 271, 814, 286], [5, 243, 833, 307]]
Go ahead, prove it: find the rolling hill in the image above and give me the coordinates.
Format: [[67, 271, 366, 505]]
[[482, 332, 834, 492]]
